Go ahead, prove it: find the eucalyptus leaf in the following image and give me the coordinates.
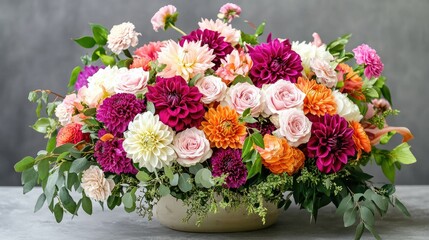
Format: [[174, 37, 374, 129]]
[[136, 171, 152, 183], [69, 158, 89, 173], [360, 206, 374, 226], [122, 192, 134, 209], [170, 173, 179, 186], [34, 193, 46, 213], [189, 163, 203, 175], [395, 198, 411, 217], [343, 207, 357, 227], [14, 156, 35, 172], [38, 159, 50, 181], [59, 187, 77, 214], [54, 203, 64, 223], [158, 184, 171, 197], [146, 101, 156, 114], [178, 173, 192, 193]]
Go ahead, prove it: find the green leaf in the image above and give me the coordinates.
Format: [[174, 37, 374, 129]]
[[117, 59, 133, 68], [91, 47, 106, 62], [82, 108, 97, 117], [123, 49, 133, 58], [354, 222, 364, 240], [381, 85, 392, 106], [178, 173, 192, 193], [14, 156, 35, 172], [170, 173, 179, 186], [195, 168, 214, 188], [336, 195, 353, 215], [241, 137, 254, 159], [164, 166, 174, 181], [22, 168, 38, 194], [99, 54, 116, 66], [344, 207, 357, 227], [247, 154, 262, 179], [158, 184, 170, 197], [136, 171, 152, 183], [189, 163, 203, 175], [28, 91, 38, 102], [54, 203, 64, 223], [146, 101, 156, 114], [371, 193, 388, 212], [360, 206, 374, 226], [53, 143, 74, 154], [395, 198, 411, 217], [381, 160, 396, 183], [46, 135, 57, 153], [34, 193, 46, 213], [35, 99, 42, 117], [66, 172, 78, 190], [189, 73, 202, 87], [240, 32, 258, 45], [391, 143, 416, 165], [59, 187, 77, 214], [67, 66, 81, 90], [255, 21, 266, 36], [82, 194, 92, 215], [74, 36, 96, 48], [251, 132, 264, 148], [122, 191, 135, 209], [38, 159, 50, 181], [45, 170, 59, 205], [69, 158, 89, 173], [242, 115, 258, 124], [90, 24, 108, 46], [231, 75, 253, 86], [32, 118, 56, 134]]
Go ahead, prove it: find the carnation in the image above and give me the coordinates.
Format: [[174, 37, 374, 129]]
[[81, 165, 115, 202], [333, 90, 363, 122], [172, 127, 212, 167], [292, 41, 334, 76], [195, 75, 228, 104], [262, 80, 305, 116], [107, 22, 141, 54], [211, 148, 247, 188], [353, 44, 384, 79], [157, 40, 215, 81], [151, 5, 177, 32], [55, 93, 80, 126], [198, 18, 240, 46], [249, 38, 303, 87], [94, 138, 137, 175], [130, 41, 165, 71], [222, 82, 264, 117], [123, 112, 176, 172], [96, 93, 145, 136], [75, 65, 103, 91], [114, 68, 150, 95], [146, 76, 205, 131]]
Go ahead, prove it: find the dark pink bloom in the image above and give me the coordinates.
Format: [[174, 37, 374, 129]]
[[146, 76, 205, 131], [211, 148, 247, 188], [248, 38, 303, 87], [307, 114, 355, 173], [94, 138, 137, 175], [353, 44, 384, 79]]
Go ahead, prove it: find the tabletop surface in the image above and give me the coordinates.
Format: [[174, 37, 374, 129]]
[[0, 186, 428, 240]]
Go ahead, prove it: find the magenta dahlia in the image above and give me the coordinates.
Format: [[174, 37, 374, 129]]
[[75, 65, 103, 90], [180, 29, 233, 70], [247, 120, 277, 136], [248, 38, 303, 87], [211, 148, 247, 189], [307, 114, 356, 173], [96, 93, 145, 136], [146, 76, 205, 131], [94, 138, 137, 175]]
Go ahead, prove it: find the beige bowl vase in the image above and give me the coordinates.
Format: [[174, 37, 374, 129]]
[[153, 195, 280, 232]]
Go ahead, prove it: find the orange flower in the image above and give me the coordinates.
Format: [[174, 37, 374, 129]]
[[336, 63, 365, 101], [350, 121, 371, 159], [200, 105, 247, 149], [257, 134, 305, 175], [56, 123, 90, 150], [295, 77, 337, 116]]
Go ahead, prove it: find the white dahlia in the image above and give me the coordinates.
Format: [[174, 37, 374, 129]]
[[157, 40, 215, 81], [333, 90, 363, 122], [292, 41, 334, 76], [87, 66, 128, 96], [123, 112, 176, 172]]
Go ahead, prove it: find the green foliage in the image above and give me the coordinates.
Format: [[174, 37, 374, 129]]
[[74, 36, 96, 48], [326, 34, 353, 62]]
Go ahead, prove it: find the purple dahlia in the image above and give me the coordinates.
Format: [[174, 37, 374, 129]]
[[146, 76, 205, 132], [307, 114, 356, 173], [75, 65, 103, 90], [247, 120, 277, 136], [96, 93, 145, 136], [180, 29, 233, 70], [94, 138, 137, 175], [211, 148, 247, 189], [248, 38, 303, 87]]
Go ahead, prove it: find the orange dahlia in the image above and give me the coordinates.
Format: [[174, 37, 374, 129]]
[[296, 77, 337, 117], [200, 105, 247, 149], [350, 121, 371, 159], [336, 63, 365, 101], [257, 134, 305, 175]]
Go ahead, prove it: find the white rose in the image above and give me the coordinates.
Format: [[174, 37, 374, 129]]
[[78, 86, 105, 108], [222, 82, 264, 116], [310, 58, 338, 88], [81, 165, 115, 202], [87, 66, 128, 96], [195, 76, 227, 104], [276, 108, 312, 147], [333, 91, 363, 122], [263, 80, 305, 115], [115, 68, 150, 95], [107, 22, 141, 54], [292, 41, 334, 75], [172, 127, 212, 167]]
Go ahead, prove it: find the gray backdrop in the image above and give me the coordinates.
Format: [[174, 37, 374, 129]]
[[1, 0, 428, 185]]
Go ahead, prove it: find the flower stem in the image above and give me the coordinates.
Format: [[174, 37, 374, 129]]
[[169, 23, 186, 36]]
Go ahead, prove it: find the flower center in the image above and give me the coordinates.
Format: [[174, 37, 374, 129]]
[[139, 132, 158, 151], [270, 58, 284, 71], [167, 91, 181, 106], [222, 120, 233, 133]]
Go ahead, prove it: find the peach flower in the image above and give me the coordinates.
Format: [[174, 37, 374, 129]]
[[215, 49, 253, 85], [81, 165, 115, 202]]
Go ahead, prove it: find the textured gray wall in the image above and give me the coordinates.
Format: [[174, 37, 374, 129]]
[[1, 0, 428, 185]]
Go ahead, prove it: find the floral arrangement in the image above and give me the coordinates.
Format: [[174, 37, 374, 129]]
[[15, 3, 416, 239]]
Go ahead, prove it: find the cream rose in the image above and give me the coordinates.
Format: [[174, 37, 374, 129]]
[[223, 82, 264, 116], [115, 68, 150, 95], [276, 108, 312, 147], [195, 76, 227, 104], [310, 58, 338, 88], [78, 86, 105, 108], [81, 165, 115, 202], [263, 80, 305, 115], [333, 90, 363, 122], [172, 127, 212, 167]]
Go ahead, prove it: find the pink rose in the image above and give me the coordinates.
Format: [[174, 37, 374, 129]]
[[276, 108, 312, 147], [310, 58, 338, 88], [151, 5, 177, 32], [115, 68, 150, 95], [223, 82, 264, 116], [263, 80, 305, 115], [172, 127, 212, 167], [195, 76, 227, 104]]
